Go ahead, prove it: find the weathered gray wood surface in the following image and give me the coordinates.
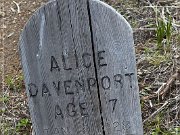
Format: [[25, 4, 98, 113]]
[[19, 0, 143, 135]]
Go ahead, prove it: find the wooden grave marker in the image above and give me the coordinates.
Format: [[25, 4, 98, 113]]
[[19, 0, 143, 134]]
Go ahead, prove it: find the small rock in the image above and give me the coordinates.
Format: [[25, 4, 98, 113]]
[[1, 24, 7, 29], [0, 11, 5, 17], [174, 55, 180, 59]]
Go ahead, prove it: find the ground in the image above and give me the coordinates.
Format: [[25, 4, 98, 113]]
[[0, 0, 180, 134]]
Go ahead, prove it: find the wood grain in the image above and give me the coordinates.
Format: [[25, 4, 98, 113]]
[[19, 0, 143, 135], [88, 1, 143, 134]]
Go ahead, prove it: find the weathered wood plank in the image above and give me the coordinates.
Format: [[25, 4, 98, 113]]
[[19, 0, 143, 135], [19, 0, 104, 135], [88, 1, 143, 135]]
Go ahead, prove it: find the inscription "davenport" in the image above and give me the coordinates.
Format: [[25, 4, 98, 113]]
[[28, 73, 133, 97]]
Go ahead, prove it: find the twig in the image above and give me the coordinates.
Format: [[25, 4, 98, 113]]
[[133, 28, 156, 31], [143, 95, 180, 123], [142, 69, 180, 100], [143, 101, 169, 123], [145, 6, 180, 8], [155, 83, 166, 94], [13, 1, 21, 13], [161, 70, 180, 99]]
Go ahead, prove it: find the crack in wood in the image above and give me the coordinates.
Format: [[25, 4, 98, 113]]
[[87, 0, 106, 135]]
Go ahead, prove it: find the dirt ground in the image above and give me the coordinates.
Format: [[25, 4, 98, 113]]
[[0, 0, 180, 134], [0, 0, 48, 134]]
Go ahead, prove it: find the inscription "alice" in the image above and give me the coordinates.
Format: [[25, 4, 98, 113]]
[[50, 50, 107, 72]]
